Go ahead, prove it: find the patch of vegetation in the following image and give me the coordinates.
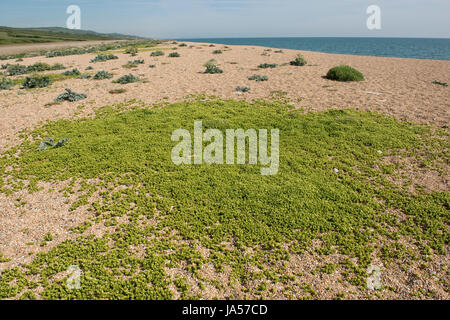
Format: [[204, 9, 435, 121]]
[[0, 99, 447, 300], [235, 86, 250, 93], [168, 52, 180, 58], [432, 80, 448, 87], [258, 63, 277, 69], [125, 47, 138, 55], [22, 75, 51, 89], [36, 138, 69, 151], [0, 77, 13, 90], [93, 70, 113, 80], [203, 60, 223, 74], [85, 66, 93, 70], [6, 63, 66, 76], [149, 64, 156, 68], [179, 43, 187, 47], [212, 50, 223, 55], [113, 74, 140, 84], [62, 69, 81, 76], [123, 60, 145, 69], [54, 88, 87, 102], [78, 74, 91, 79], [90, 54, 119, 63], [109, 88, 126, 94], [290, 53, 307, 66], [326, 65, 364, 82], [248, 74, 268, 82], [150, 51, 164, 57]]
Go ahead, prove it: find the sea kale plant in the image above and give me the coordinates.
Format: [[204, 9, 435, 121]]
[[36, 137, 70, 151], [62, 69, 81, 76], [248, 74, 268, 82], [168, 52, 180, 58], [22, 75, 51, 89], [54, 88, 87, 102], [150, 51, 164, 57], [0, 77, 13, 90], [90, 54, 119, 63], [258, 63, 277, 69], [113, 74, 140, 84], [93, 70, 113, 80], [204, 60, 223, 74]]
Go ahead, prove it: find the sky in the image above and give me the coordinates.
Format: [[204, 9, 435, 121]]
[[1, 0, 449, 39]]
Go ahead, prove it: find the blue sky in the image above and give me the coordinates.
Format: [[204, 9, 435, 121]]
[[1, 0, 449, 38]]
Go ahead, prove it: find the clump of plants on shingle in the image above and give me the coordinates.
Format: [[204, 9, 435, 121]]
[[109, 88, 126, 94], [50, 63, 66, 70], [125, 47, 138, 55], [54, 88, 87, 102], [203, 60, 223, 74], [90, 54, 119, 63], [22, 75, 51, 88], [36, 137, 69, 151], [290, 53, 307, 66], [149, 64, 156, 68], [7, 64, 28, 75], [248, 74, 268, 82], [62, 68, 81, 76], [78, 74, 91, 79], [151, 51, 164, 57], [179, 43, 187, 47], [168, 52, 180, 58], [235, 86, 250, 93], [0, 77, 13, 90], [326, 65, 364, 82], [258, 63, 277, 69], [212, 50, 222, 54], [113, 74, 139, 84], [93, 70, 113, 80], [85, 66, 93, 70]]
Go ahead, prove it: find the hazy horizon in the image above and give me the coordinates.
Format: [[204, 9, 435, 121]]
[[1, 0, 449, 39]]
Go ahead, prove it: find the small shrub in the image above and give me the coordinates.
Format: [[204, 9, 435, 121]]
[[290, 53, 307, 66], [90, 54, 119, 63], [78, 74, 91, 79], [179, 43, 187, 47], [85, 66, 93, 70], [113, 74, 139, 84], [236, 86, 250, 93], [93, 70, 113, 80], [125, 47, 138, 55], [151, 51, 164, 57], [168, 52, 180, 58], [326, 65, 364, 82], [62, 68, 81, 76], [54, 88, 87, 102], [0, 78, 13, 90], [22, 75, 51, 88], [109, 88, 126, 94], [274, 50, 283, 53], [149, 64, 156, 68], [26, 62, 51, 72], [212, 50, 222, 54], [248, 74, 268, 82], [16, 58, 23, 62], [258, 63, 277, 69]]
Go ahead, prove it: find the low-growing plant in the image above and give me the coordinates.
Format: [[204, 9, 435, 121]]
[[50, 63, 66, 70], [113, 74, 140, 84], [151, 50, 165, 57], [90, 54, 119, 63], [212, 50, 222, 54], [326, 65, 364, 82], [236, 86, 251, 93], [168, 52, 180, 58], [125, 47, 138, 55], [93, 70, 113, 80], [149, 64, 156, 68], [258, 63, 277, 69], [54, 88, 87, 102], [248, 74, 268, 82], [62, 68, 81, 76], [36, 137, 69, 151], [78, 74, 91, 79], [179, 43, 187, 47], [85, 66, 93, 70], [432, 80, 448, 87], [7, 64, 28, 76], [290, 53, 307, 66], [203, 60, 223, 74], [22, 75, 51, 88], [0, 77, 13, 90]]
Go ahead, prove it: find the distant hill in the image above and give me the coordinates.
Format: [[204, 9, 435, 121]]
[[0, 26, 145, 45]]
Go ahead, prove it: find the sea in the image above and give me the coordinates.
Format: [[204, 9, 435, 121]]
[[179, 37, 450, 61]]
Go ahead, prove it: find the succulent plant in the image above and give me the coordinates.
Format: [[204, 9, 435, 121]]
[[54, 88, 87, 102]]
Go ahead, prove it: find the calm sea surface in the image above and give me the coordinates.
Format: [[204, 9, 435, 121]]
[[180, 37, 450, 60]]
